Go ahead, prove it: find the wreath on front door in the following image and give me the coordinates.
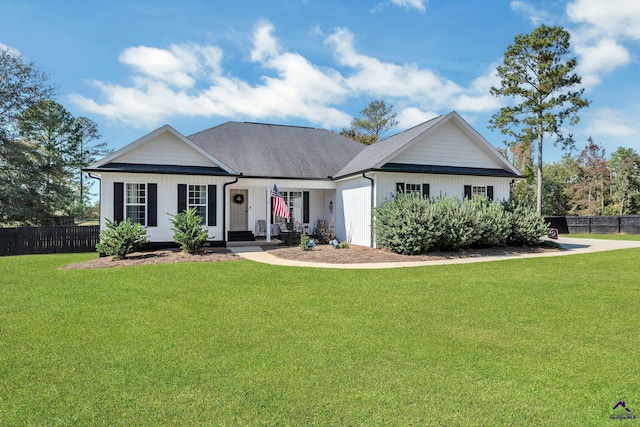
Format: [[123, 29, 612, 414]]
[[233, 194, 245, 205]]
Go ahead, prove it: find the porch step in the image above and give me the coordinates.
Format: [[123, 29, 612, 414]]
[[228, 231, 256, 242]]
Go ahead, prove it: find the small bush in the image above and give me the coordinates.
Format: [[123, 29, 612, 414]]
[[96, 218, 149, 259], [170, 208, 210, 254], [338, 241, 350, 249], [299, 233, 314, 251], [315, 223, 335, 244]]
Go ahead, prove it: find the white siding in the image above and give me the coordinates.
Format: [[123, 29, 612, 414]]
[[374, 172, 512, 204], [336, 177, 372, 247], [100, 172, 232, 243], [392, 121, 501, 169], [117, 131, 218, 167]]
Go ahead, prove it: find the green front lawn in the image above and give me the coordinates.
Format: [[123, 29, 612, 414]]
[[1, 252, 639, 426], [565, 233, 640, 241]]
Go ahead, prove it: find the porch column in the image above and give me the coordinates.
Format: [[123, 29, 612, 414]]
[[266, 186, 271, 243]]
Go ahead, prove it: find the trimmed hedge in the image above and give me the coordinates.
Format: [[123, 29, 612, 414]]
[[374, 194, 548, 255]]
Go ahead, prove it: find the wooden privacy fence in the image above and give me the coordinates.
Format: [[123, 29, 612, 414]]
[[565, 216, 640, 234], [0, 225, 100, 256]]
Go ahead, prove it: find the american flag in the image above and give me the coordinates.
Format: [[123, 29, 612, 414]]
[[271, 184, 290, 219]]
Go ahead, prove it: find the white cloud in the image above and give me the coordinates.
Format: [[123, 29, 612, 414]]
[[70, 22, 351, 128], [574, 38, 630, 87], [325, 28, 462, 107], [566, 0, 639, 88], [583, 108, 636, 138], [391, 0, 427, 12], [396, 107, 439, 128], [510, 0, 552, 25], [250, 21, 280, 62], [119, 44, 223, 88], [452, 64, 504, 112], [567, 0, 640, 40], [70, 21, 502, 130]]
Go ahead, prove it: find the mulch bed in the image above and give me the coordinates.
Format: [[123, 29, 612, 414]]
[[59, 247, 240, 270], [266, 243, 561, 264], [60, 242, 562, 270]]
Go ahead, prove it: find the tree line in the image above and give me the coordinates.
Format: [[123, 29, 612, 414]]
[[0, 48, 108, 226], [507, 139, 640, 216]]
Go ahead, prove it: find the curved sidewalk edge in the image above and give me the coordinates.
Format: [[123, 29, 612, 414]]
[[230, 237, 640, 269]]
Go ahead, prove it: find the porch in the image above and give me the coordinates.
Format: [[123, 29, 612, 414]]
[[226, 179, 336, 243]]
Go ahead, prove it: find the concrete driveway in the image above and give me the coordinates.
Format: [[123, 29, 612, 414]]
[[230, 237, 640, 269]]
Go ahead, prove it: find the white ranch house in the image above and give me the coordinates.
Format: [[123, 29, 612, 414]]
[[86, 111, 522, 247]]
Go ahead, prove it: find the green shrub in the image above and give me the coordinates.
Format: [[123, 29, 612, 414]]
[[170, 208, 210, 254], [374, 194, 547, 255], [338, 241, 350, 249], [299, 233, 314, 251], [374, 193, 440, 255], [474, 198, 511, 246], [96, 218, 149, 259], [432, 197, 481, 251], [503, 200, 549, 245]]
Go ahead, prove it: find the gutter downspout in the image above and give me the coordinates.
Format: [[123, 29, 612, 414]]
[[87, 172, 102, 229], [223, 175, 240, 247], [363, 172, 375, 248]]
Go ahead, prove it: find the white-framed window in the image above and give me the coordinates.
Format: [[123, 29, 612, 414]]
[[397, 182, 429, 198], [405, 183, 421, 196], [126, 183, 146, 225], [275, 191, 305, 223], [472, 186, 487, 198], [188, 184, 207, 223]]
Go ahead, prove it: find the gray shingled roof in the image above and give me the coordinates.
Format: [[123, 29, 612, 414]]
[[334, 114, 447, 178], [187, 122, 365, 179]]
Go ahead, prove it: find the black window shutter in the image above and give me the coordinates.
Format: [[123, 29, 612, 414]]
[[396, 182, 405, 194], [464, 185, 472, 199], [487, 185, 494, 201], [207, 185, 217, 226], [422, 183, 430, 199], [303, 191, 310, 223], [147, 183, 158, 226], [178, 184, 187, 213], [114, 182, 124, 222]]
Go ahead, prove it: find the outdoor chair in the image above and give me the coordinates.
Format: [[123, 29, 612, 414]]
[[257, 220, 267, 237]]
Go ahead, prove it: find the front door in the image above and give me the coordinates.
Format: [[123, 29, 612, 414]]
[[230, 189, 248, 231]]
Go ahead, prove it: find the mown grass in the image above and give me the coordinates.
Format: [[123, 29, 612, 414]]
[[566, 233, 640, 241], [1, 251, 639, 426]]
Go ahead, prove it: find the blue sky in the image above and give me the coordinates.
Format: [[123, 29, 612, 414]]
[[2, 0, 639, 162]]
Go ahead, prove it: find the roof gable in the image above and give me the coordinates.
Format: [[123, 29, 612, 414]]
[[335, 112, 521, 178], [391, 120, 502, 169], [87, 125, 235, 173]]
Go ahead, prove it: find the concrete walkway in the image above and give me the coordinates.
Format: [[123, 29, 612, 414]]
[[230, 237, 640, 269]]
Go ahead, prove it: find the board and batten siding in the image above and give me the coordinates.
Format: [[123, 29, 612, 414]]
[[100, 172, 230, 243], [336, 177, 372, 247], [374, 172, 512, 203], [392, 121, 500, 169], [116, 131, 218, 167]]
